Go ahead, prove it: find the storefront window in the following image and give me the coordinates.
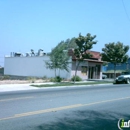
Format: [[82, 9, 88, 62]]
[[81, 66, 87, 75]]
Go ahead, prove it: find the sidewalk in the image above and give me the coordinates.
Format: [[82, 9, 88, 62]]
[[0, 81, 113, 93], [0, 83, 38, 92], [0, 82, 56, 92]]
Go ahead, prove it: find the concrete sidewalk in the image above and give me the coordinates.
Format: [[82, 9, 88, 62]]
[[0, 82, 60, 92], [0, 81, 113, 93], [0, 84, 38, 92]]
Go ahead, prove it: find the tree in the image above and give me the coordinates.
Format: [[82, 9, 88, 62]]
[[67, 37, 77, 49], [73, 33, 97, 83], [45, 42, 70, 77], [55, 37, 77, 51], [101, 42, 129, 79]]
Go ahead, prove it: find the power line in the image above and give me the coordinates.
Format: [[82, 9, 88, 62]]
[[122, 0, 130, 22]]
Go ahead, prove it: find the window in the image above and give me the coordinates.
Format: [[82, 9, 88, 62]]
[[81, 66, 87, 75]]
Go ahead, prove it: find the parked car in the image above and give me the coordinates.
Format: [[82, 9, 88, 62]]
[[114, 72, 130, 84], [102, 74, 107, 79]]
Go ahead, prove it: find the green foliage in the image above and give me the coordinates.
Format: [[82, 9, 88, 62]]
[[3, 75, 10, 80], [55, 76, 62, 82], [31, 79, 35, 83], [73, 33, 97, 83], [0, 68, 4, 75], [101, 42, 129, 64], [74, 33, 97, 60], [101, 42, 129, 79], [103, 62, 108, 66], [65, 38, 77, 49], [71, 75, 82, 82], [49, 78, 55, 82], [0, 75, 10, 80], [42, 76, 47, 80], [45, 41, 70, 76], [45, 37, 77, 76], [49, 76, 62, 82], [45, 37, 78, 77], [27, 77, 36, 83], [27, 77, 32, 80]]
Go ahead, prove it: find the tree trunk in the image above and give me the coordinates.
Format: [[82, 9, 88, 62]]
[[55, 68, 56, 77], [59, 69, 60, 77], [74, 60, 80, 83]]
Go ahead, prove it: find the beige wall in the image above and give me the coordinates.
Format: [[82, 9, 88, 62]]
[[71, 61, 102, 80], [71, 61, 88, 80]]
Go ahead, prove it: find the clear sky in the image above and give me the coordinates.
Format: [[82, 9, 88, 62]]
[[0, 0, 130, 67]]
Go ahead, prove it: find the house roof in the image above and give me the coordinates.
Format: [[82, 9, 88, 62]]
[[86, 50, 101, 59], [68, 49, 101, 60], [86, 59, 103, 63]]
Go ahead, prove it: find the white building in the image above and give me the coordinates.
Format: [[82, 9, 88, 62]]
[[4, 54, 71, 79], [4, 49, 103, 80]]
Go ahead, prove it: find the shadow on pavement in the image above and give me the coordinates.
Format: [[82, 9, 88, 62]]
[[35, 110, 130, 130]]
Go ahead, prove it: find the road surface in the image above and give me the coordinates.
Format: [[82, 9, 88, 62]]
[[0, 84, 130, 130]]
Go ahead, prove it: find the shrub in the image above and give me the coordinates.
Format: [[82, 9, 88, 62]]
[[49, 76, 62, 82], [50, 78, 55, 82], [27, 77, 36, 83], [55, 76, 62, 82], [0, 75, 10, 80], [43, 76, 47, 80], [71, 75, 82, 82], [31, 78, 36, 83]]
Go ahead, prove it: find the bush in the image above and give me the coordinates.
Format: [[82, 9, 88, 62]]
[[55, 76, 62, 82], [50, 78, 55, 82], [71, 75, 82, 82], [50, 76, 62, 82], [27, 77, 36, 83], [0, 75, 10, 80], [43, 76, 47, 80]]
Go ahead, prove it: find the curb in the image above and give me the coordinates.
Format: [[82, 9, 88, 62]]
[[0, 83, 113, 93]]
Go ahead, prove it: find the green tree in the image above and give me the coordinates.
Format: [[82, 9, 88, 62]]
[[101, 42, 129, 79], [67, 37, 77, 49], [45, 43, 70, 77], [56, 37, 77, 51], [73, 33, 97, 83]]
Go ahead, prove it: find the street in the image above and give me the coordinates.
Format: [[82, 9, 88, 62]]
[[0, 84, 130, 130]]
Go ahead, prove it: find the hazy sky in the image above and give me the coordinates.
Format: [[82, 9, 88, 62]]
[[0, 0, 130, 66]]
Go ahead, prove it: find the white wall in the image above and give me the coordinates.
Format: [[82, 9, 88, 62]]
[[4, 56, 71, 79]]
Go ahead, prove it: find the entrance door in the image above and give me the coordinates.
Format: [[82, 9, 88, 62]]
[[88, 66, 94, 79]]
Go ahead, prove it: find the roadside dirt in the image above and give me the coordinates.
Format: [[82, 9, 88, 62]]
[[0, 79, 46, 84]]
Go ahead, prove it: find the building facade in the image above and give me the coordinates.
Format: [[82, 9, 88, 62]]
[[4, 50, 103, 80], [4, 55, 72, 79], [68, 49, 103, 80], [103, 58, 130, 78]]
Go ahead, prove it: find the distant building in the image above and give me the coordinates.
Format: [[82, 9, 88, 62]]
[[0, 67, 4, 76], [4, 49, 103, 80], [103, 58, 130, 78]]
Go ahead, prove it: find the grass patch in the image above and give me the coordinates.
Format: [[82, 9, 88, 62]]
[[31, 81, 113, 88]]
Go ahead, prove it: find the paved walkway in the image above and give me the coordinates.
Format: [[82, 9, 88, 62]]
[[0, 82, 56, 92], [0, 84, 38, 92], [0, 81, 112, 93]]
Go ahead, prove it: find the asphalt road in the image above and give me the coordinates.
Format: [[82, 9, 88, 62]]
[[0, 84, 130, 130]]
